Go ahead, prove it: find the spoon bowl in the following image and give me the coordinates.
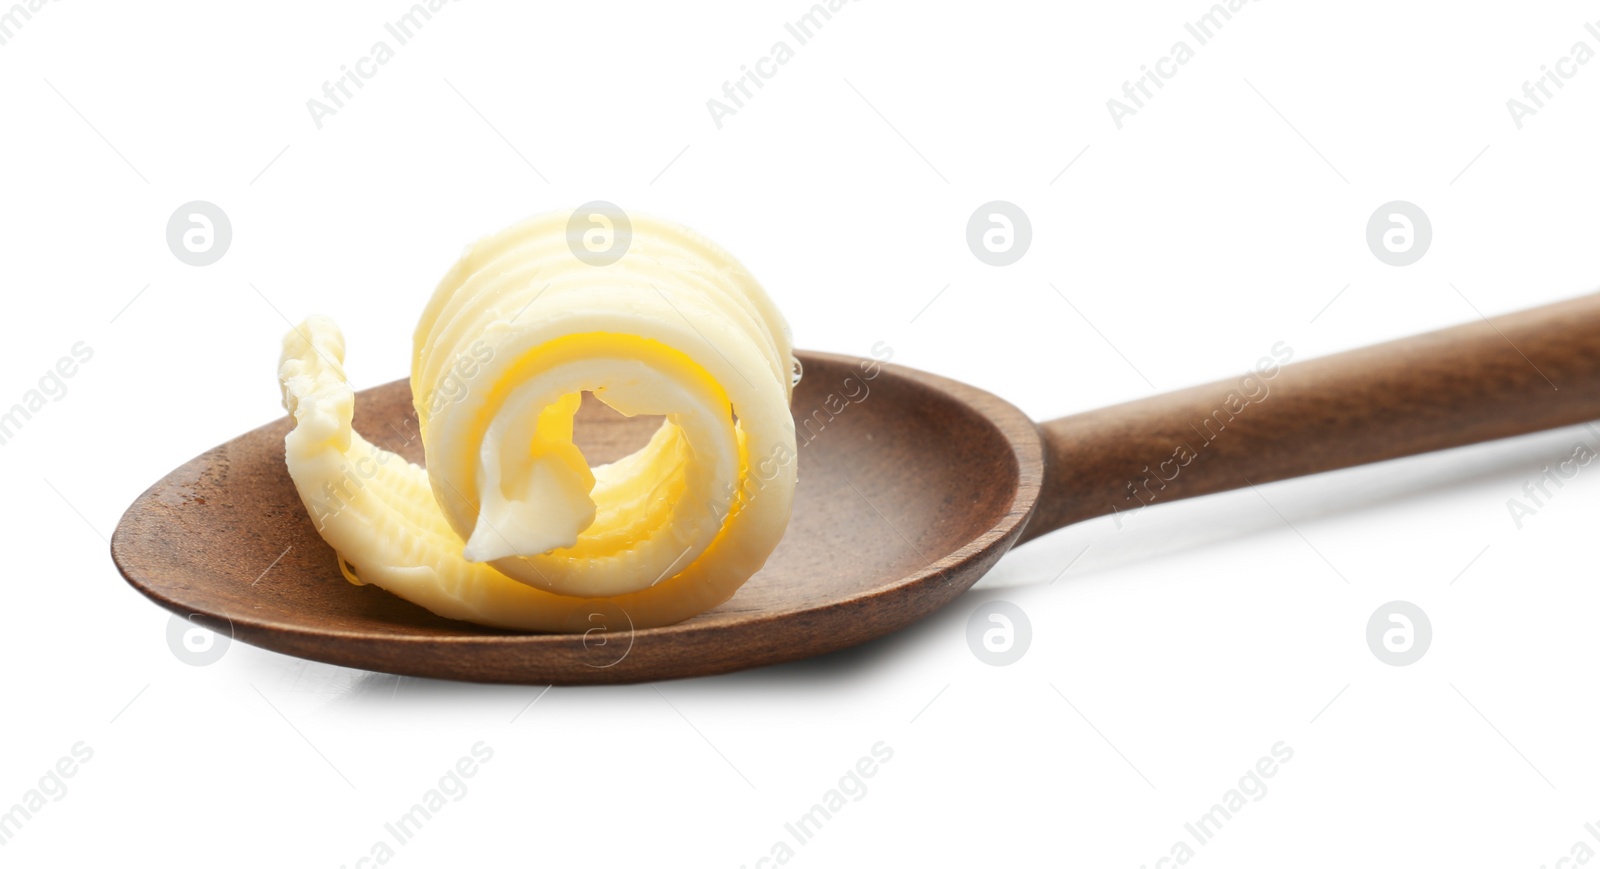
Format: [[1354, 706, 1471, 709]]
[[112, 351, 1043, 683], [112, 293, 1600, 683]]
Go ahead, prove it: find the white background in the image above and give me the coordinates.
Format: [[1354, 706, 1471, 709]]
[[3, 0, 1599, 865]]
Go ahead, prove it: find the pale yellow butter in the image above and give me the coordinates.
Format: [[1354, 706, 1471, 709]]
[[277, 212, 798, 631]]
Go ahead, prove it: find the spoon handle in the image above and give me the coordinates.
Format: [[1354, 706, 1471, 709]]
[[1022, 293, 1600, 542]]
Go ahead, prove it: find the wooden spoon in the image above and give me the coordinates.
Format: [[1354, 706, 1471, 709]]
[[112, 294, 1600, 683]]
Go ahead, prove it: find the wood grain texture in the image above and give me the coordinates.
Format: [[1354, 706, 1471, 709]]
[[1023, 293, 1600, 541], [110, 294, 1600, 683], [111, 351, 1044, 684]]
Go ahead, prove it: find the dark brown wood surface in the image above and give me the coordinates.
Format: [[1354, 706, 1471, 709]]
[[111, 295, 1600, 683], [1023, 293, 1600, 542], [111, 351, 1043, 684]]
